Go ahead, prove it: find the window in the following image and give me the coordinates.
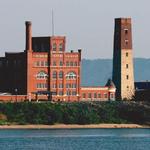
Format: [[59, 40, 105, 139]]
[[66, 83, 71, 88], [126, 52, 128, 57], [59, 71, 63, 78], [98, 93, 101, 98], [45, 61, 48, 66], [53, 43, 57, 51], [59, 91, 63, 96], [59, 43, 63, 51], [53, 61, 56, 66], [52, 83, 56, 88], [72, 91, 76, 96], [110, 93, 114, 99], [59, 83, 63, 88], [66, 72, 76, 79], [83, 93, 86, 98], [41, 61, 44, 66], [125, 39, 128, 45], [72, 83, 76, 88], [34, 61, 48, 67], [70, 62, 73, 66], [67, 90, 71, 96], [74, 62, 77, 66], [126, 75, 129, 80], [126, 64, 129, 68], [88, 93, 92, 98], [66, 61, 69, 66], [36, 71, 48, 79], [94, 93, 97, 98], [52, 91, 57, 95], [53, 71, 57, 79], [37, 83, 48, 89], [60, 61, 63, 66], [104, 93, 108, 98], [124, 29, 128, 34]]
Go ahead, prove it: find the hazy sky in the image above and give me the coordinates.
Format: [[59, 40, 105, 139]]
[[0, 0, 150, 59]]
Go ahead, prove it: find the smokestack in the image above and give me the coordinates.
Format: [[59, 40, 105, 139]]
[[78, 49, 82, 62], [25, 21, 32, 51]]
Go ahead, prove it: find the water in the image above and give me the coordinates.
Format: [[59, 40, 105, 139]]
[[0, 128, 149, 150]]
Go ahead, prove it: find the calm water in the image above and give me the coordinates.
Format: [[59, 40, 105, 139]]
[[0, 129, 149, 150]]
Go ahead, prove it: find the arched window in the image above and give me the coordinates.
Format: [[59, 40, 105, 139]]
[[59, 71, 63, 78], [36, 71, 48, 79], [53, 43, 57, 51], [66, 72, 76, 79], [53, 71, 57, 79], [59, 43, 63, 51]]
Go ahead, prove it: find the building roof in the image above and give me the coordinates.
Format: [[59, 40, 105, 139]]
[[135, 81, 150, 90], [105, 79, 116, 88]]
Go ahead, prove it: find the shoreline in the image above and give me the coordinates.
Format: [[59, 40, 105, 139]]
[[0, 124, 149, 129]]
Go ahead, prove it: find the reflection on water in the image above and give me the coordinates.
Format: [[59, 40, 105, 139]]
[[0, 129, 149, 150]]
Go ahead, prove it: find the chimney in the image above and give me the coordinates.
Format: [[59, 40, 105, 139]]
[[25, 21, 32, 51], [78, 49, 82, 62]]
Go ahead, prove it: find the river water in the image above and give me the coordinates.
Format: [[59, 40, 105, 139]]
[[0, 128, 149, 150]]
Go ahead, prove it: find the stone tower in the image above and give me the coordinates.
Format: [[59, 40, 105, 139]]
[[112, 18, 134, 100]]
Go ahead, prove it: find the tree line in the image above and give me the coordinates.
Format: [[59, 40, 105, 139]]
[[0, 101, 149, 125]]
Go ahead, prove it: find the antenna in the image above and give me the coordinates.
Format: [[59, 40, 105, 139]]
[[52, 10, 54, 36]]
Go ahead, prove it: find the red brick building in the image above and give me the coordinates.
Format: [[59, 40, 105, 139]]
[[0, 21, 116, 102]]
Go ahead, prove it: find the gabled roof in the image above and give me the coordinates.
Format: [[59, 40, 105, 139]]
[[105, 79, 116, 88]]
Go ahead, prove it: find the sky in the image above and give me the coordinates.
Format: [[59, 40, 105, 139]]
[[0, 0, 150, 59]]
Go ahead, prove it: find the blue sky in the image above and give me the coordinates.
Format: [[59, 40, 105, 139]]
[[0, 0, 150, 59]]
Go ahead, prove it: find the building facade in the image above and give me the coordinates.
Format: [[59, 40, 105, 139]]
[[112, 18, 135, 100], [0, 21, 116, 102]]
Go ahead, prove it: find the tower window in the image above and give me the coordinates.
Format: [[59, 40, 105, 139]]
[[124, 29, 128, 34], [126, 64, 129, 68], [126, 75, 129, 80], [127, 86, 129, 91], [126, 52, 128, 57], [125, 39, 128, 45]]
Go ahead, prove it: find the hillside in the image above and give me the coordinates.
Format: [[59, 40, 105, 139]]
[[81, 58, 150, 86]]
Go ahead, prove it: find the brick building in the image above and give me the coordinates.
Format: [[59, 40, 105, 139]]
[[0, 21, 116, 102]]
